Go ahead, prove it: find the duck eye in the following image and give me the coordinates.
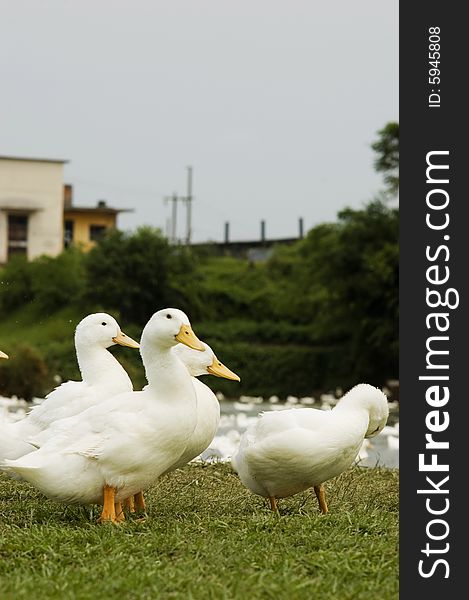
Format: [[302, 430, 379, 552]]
[[166, 314, 172, 319], [101, 322, 107, 326]]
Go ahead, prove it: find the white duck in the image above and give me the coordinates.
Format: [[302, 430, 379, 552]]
[[231, 383, 389, 513], [168, 342, 240, 470], [0, 351, 8, 359], [2, 308, 204, 524], [0, 313, 139, 462], [122, 341, 240, 512]]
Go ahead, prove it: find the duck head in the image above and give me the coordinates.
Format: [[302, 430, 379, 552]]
[[140, 308, 204, 352], [338, 383, 390, 438], [74, 313, 140, 350], [173, 342, 240, 381]]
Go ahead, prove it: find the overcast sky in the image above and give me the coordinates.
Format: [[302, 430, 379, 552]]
[[0, 1, 398, 243]]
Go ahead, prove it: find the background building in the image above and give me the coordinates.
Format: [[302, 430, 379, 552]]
[[0, 155, 66, 263], [63, 185, 132, 252], [0, 156, 131, 263]]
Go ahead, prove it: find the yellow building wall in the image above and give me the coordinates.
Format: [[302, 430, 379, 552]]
[[65, 211, 117, 252]]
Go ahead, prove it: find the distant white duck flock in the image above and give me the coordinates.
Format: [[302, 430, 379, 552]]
[[0, 308, 391, 523]]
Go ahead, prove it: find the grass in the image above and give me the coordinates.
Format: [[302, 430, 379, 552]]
[[0, 304, 81, 347], [0, 463, 398, 599]]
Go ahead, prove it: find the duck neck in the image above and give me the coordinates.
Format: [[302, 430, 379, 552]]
[[333, 399, 371, 432], [76, 343, 131, 389], [141, 342, 195, 401]]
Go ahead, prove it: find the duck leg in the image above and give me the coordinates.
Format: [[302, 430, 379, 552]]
[[313, 484, 329, 514], [98, 485, 118, 524], [269, 496, 278, 512], [115, 501, 125, 522], [123, 496, 136, 513], [134, 491, 146, 513]]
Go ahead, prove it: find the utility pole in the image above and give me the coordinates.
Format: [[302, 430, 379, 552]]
[[183, 165, 193, 245], [164, 192, 179, 243], [164, 166, 194, 245]]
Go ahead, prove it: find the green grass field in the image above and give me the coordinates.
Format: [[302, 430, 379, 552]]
[[0, 463, 398, 600]]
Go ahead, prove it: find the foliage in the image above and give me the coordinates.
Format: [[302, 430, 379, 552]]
[[198, 341, 343, 398], [0, 249, 87, 316], [266, 201, 398, 386], [0, 344, 51, 401], [0, 200, 398, 397], [30, 247, 87, 313], [0, 464, 399, 600], [0, 122, 398, 396], [0, 256, 34, 313], [371, 122, 399, 196], [196, 318, 317, 346], [85, 227, 203, 325], [196, 256, 275, 321]]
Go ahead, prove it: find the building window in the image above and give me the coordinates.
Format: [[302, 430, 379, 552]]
[[8, 214, 28, 258], [89, 224, 107, 242], [64, 220, 74, 248]]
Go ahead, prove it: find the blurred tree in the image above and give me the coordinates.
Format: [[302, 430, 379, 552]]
[[371, 122, 399, 197], [0, 344, 51, 401], [267, 201, 398, 387], [0, 256, 34, 313], [0, 123, 399, 396], [0, 248, 86, 315], [195, 256, 275, 321], [85, 227, 202, 325], [31, 247, 86, 312]]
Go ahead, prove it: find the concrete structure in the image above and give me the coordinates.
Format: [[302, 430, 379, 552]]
[[193, 218, 305, 262], [63, 185, 132, 252], [194, 237, 300, 262], [0, 155, 67, 263]]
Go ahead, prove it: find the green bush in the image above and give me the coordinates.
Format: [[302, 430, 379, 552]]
[[31, 247, 87, 312], [196, 257, 276, 321], [0, 256, 34, 314], [0, 196, 398, 397], [85, 227, 203, 325], [199, 341, 347, 399], [0, 249, 87, 317], [0, 344, 51, 401], [195, 319, 317, 345]]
